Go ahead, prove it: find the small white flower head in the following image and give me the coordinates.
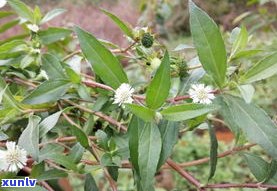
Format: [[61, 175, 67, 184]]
[[188, 84, 215, 104], [40, 70, 49, 80], [113, 83, 134, 106], [30, 48, 41, 54], [0, 142, 28, 172], [0, 0, 7, 8], [150, 57, 161, 70], [27, 24, 39, 33]]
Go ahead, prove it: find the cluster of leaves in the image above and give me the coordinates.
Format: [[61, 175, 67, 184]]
[[0, 0, 277, 190]]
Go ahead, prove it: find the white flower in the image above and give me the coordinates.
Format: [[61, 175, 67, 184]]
[[188, 84, 215, 104], [27, 24, 39, 33], [150, 57, 161, 70], [0, 142, 28, 172], [0, 0, 7, 8], [113, 83, 134, 106]]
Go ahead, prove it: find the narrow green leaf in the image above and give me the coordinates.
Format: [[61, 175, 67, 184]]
[[243, 153, 269, 182], [85, 173, 99, 191], [0, 19, 20, 33], [40, 8, 66, 24], [39, 111, 63, 137], [128, 116, 144, 175], [38, 27, 72, 45], [157, 120, 179, 169], [138, 122, 162, 191], [127, 104, 155, 122], [208, 123, 218, 181], [7, 0, 34, 22], [18, 115, 41, 161], [0, 76, 21, 109], [71, 125, 90, 148], [264, 160, 277, 183], [65, 66, 81, 84], [231, 49, 261, 60], [36, 169, 68, 181], [146, 51, 171, 109], [220, 95, 277, 160], [68, 143, 85, 163], [161, 103, 216, 121], [189, 0, 227, 87], [242, 52, 277, 83], [101, 9, 133, 38], [75, 26, 128, 89], [0, 39, 25, 53], [41, 53, 66, 79], [231, 26, 248, 57], [0, 11, 14, 19], [23, 79, 71, 104]]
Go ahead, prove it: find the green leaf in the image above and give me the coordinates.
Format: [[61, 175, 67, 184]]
[[23, 79, 71, 104], [231, 26, 248, 57], [7, 0, 34, 22], [40, 8, 66, 24], [18, 115, 41, 161], [128, 116, 144, 175], [41, 53, 66, 79], [0, 11, 14, 19], [68, 143, 85, 163], [161, 103, 216, 121], [75, 26, 128, 89], [146, 51, 171, 109], [20, 54, 35, 69], [65, 66, 81, 83], [208, 123, 218, 181], [138, 122, 162, 191], [238, 84, 255, 104], [0, 19, 20, 33], [0, 76, 21, 109], [85, 173, 99, 191], [39, 144, 77, 170], [36, 169, 68, 181], [39, 111, 63, 137], [189, 0, 227, 88], [242, 52, 277, 83], [38, 27, 72, 45], [231, 49, 262, 60], [128, 104, 155, 122], [157, 120, 179, 169], [101, 9, 133, 38], [215, 96, 240, 139], [71, 125, 90, 148], [243, 153, 269, 182], [220, 95, 277, 160], [264, 160, 277, 183], [0, 39, 25, 53]]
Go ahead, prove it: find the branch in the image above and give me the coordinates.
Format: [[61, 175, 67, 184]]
[[203, 183, 277, 189], [63, 99, 127, 132], [179, 143, 256, 167], [166, 159, 205, 190]]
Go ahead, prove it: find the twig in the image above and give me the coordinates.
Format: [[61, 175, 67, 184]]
[[166, 159, 205, 191], [62, 50, 82, 61], [203, 183, 277, 189], [112, 40, 138, 54], [179, 143, 256, 167], [187, 64, 202, 70], [63, 99, 127, 132]]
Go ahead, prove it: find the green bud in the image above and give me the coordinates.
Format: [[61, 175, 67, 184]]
[[141, 33, 154, 48]]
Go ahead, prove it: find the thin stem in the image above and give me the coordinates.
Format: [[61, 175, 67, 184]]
[[166, 159, 205, 190], [63, 99, 127, 132], [187, 64, 202, 70], [179, 143, 256, 167], [203, 183, 277, 189], [112, 40, 138, 54], [62, 50, 82, 61]]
